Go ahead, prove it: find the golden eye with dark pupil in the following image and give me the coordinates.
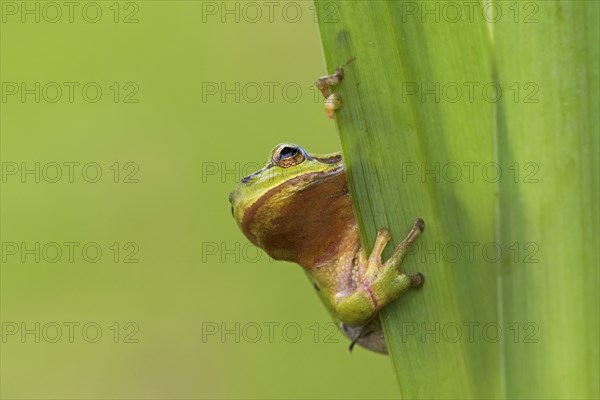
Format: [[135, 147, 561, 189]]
[[273, 146, 305, 168]]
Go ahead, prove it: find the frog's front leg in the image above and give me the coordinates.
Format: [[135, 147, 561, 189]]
[[332, 219, 425, 326], [316, 70, 343, 119], [315, 67, 344, 99], [315, 57, 356, 118]]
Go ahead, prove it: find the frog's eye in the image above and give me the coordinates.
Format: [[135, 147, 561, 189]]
[[272, 145, 305, 168]]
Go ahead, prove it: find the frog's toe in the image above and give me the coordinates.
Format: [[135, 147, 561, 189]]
[[414, 218, 425, 232]]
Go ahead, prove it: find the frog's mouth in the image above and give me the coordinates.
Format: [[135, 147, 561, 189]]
[[314, 154, 342, 164], [241, 163, 274, 184], [228, 191, 235, 216], [229, 161, 344, 217]]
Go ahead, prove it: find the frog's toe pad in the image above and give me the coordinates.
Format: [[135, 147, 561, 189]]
[[410, 272, 425, 288]]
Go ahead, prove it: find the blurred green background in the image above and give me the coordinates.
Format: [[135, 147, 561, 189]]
[[0, 1, 401, 399]]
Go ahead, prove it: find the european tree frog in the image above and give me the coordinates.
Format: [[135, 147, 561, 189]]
[[228, 64, 425, 354]]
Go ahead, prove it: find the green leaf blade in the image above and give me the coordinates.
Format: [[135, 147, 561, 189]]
[[317, 1, 499, 398]]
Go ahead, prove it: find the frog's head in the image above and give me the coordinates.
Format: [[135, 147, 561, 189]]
[[229, 143, 344, 249]]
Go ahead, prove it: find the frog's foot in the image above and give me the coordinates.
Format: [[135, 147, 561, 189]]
[[364, 218, 424, 280], [315, 68, 344, 99], [315, 57, 356, 118], [344, 314, 383, 352], [342, 317, 388, 355], [324, 93, 342, 119], [332, 219, 425, 326], [347, 322, 374, 353]]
